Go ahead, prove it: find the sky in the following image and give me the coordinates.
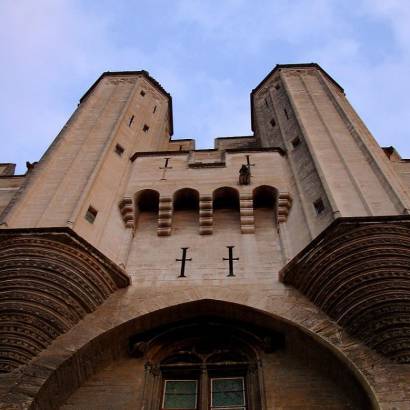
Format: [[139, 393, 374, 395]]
[[1, 0, 409, 173]]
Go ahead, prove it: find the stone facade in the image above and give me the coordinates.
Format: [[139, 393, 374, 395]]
[[1, 64, 410, 409]]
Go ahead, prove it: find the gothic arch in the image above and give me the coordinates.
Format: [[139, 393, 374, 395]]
[[0, 296, 380, 409]]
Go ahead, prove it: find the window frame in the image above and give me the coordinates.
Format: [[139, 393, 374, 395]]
[[210, 376, 246, 409], [161, 379, 199, 410]]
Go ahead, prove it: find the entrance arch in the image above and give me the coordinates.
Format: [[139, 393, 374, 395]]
[[4, 297, 377, 409]]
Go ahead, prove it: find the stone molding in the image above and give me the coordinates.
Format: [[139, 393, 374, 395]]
[[118, 197, 134, 229], [280, 216, 410, 363], [0, 228, 130, 373]]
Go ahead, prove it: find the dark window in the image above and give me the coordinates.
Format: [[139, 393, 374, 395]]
[[270, 118, 276, 127], [291, 136, 301, 149], [128, 115, 134, 127], [275, 83, 280, 90], [143, 124, 149, 132], [211, 377, 246, 409], [153, 105, 157, 113], [284, 108, 289, 120], [140, 90, 145, 96], [313, 198, 325, 215], [115, 144, 124, 156], [264, 98, 269, 108], [85, 206, 98, 223], [162, 380, 198, 409]]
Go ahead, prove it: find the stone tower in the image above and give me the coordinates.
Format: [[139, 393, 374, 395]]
[[1, 64, 410, 409]]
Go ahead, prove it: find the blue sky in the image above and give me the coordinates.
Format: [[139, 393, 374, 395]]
[[1, 0, 409, 173]]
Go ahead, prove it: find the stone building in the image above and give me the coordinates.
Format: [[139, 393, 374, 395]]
[[1, 63, 410, 409]]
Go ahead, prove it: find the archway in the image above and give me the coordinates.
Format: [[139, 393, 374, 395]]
[[135, 189, 160, 232], [51, 300, 376, 410], [253, 185, 277, 230], [213, 187, 240, 232], [173, 188, 199, 233]]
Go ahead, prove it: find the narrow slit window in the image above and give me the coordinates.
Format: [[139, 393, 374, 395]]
[[291, 136, 301, 149], [115, 144, 124, 156], [264, 98, 269, 108], [85, 206, 98, 223], [128, 115, 134, 127], [313, 198, 325, 215], [153, 105, 157, 113], [284, 108, 289, 120], [270, 118, 276, 127], [143, 124, 150, 132], [140, 90, 145, 96]]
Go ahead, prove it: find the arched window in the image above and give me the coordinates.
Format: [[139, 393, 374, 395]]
[[253, 185, 277, 230], [213, 187, 240, 232], [135, 189, 159, 230], [173, 188, 199, 233], [131, 319, 271, 410]]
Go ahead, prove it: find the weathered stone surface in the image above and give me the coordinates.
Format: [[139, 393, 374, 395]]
[[1, 64, 410, 409], [0, 228, 129, 373]]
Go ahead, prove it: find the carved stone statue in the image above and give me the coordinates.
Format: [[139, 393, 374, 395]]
[[239, 164, 251, 185]]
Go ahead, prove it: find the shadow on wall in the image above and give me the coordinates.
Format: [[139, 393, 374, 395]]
[[213, 186, 240, 233], [134, 189, 159, 234], [253, 185, 277, 229], [173, 188, 199, 233]]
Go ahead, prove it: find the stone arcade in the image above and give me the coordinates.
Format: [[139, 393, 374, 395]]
[[1, 64, 410, 409]]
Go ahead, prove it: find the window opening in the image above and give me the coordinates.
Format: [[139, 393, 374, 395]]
[[85, 206, 98, 223], [284, 108, 289, 120], [270, 118, 276, 127], [143, 124, 150, 132], [128, 115, 134, 127], [314, 198, 325, 215], [211, 377, 246, 409], [140, 90, 146, 96], [275, 83, 280, 90], [153, 105, 157, 113], [162, 380, 198, 409], [114, 143, 124, 156], [291, 136, 301, 149]]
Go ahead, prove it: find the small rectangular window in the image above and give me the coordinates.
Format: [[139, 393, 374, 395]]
[[275, 83, 280, 90], [143, 124, 150, 132], [115, 144, 124, 156], [264, 98, 269, 108], [284, 108, 289, 120], [140, 90, 146, 96], [162, 380, 197, 409], [270, 118, 276, 127], [313, 198, 325, 215], [85, 206, 98, 224], [153, 105, 157, 113], [291, 136, 301, 149], [128, 115, 134, 127]]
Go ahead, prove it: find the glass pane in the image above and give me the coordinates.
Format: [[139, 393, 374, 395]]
[[211, 377, 245, 407], [163, 380, 197, 409]]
